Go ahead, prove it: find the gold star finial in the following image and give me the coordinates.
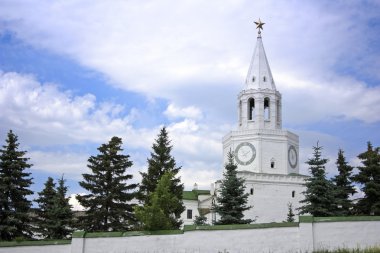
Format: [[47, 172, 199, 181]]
[[254, 18, 265, 35]]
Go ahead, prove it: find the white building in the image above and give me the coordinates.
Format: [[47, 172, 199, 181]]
[[182, 23, 308, 225]]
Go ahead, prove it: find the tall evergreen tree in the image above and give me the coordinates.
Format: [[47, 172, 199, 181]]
[[51, 176, 73, 238], [138, 127, 184, 228], [213, 151, 252, 225], [77, 136, 138, 231], [332, 149, 356, 216], [299, 142, 337, 216], [135, 172, 180, 230], [352, 142, 380, 215], [0, 130, 33, 240], [35, 177, 57, 238]]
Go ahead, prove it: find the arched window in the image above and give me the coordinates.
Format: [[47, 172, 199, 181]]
[[250, 188, 254, 195], [270, 158, 275, 169], [276, 100, 280, 125], [292, 191, 295, 198], [263, 76, 266, 82], [264, 97, 270, 120], [239, 100, 242, 126], [248, 98, 255, 120]]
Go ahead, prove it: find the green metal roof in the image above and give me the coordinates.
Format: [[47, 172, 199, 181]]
[[182, 189, 210, 200]]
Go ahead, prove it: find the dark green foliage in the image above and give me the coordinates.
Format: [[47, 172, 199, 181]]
[[35, 176, 73, 239], [0, 130, 33, 240], [35, 177, 57, 238], [286, 203, 295, 222], [213, 151, 252, 225], [299, 142, 337, 216], [77, 136, 138, 231], [52, 176, 73, 238], [332, 149, 356, 216], [138, 127, 184, 228], [135, 172, 181, 230], [193, 215, 208, 225], [352, 142, 380, 215]]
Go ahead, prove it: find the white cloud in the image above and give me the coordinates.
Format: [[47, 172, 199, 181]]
[[164, 103, 203, 120], [69, 194, 85, 211]]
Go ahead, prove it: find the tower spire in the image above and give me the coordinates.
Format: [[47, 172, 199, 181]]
[[245, 19, 276, 90]]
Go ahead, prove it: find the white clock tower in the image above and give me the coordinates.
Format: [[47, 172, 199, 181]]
[[223, 21, 299, 175], [220, 20, 308, 223]]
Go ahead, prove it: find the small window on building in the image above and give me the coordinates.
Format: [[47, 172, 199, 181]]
[[250, 188, 254, 195], [263, 76, 266, 82], [271, 161, 275, 168], [292, 191, 295, 198], [187, 209, 192, 219], [252, 76, 255, 82]]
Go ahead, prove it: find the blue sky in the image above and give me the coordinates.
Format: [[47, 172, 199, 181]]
[[0, 1, 379, 209]]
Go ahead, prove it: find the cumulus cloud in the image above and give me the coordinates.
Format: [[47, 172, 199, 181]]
[[164, 103, 203, 120]]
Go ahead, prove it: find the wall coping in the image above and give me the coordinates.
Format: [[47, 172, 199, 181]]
[[299, 215, 380, 223], [0, 239, 71, 247]]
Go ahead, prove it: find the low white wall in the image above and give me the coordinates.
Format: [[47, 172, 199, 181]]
[[79, 227, 299, 253], [313, 221, 380, 251], [0, 244, 70, 253], [1, 219, 380, 253]]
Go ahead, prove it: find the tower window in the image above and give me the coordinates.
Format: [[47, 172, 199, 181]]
[[252, 76, 255, 82], [248, 98, 255, 120], [271, 161, 275, 168], [250, 188, 254, 195], [187, 209, 193, 219], [264, 97, 270, 120], [239, 101, 242, 126], [263, 76, 266, 82], [292, 191, 295, 198]]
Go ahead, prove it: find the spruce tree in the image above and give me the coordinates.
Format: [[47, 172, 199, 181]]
[[35, 176, 73, 239], [352, 142, 380, 215], [138, 127, 184, 228], [213, 151, 252, 225], [135, 172, 179, 230], [77, 136, 138, 231], [51, 176, 73, 238], [286, 203, 295, 222], [35, 177, 57, 238], [0, 130, 33, 240], [299, 142, 337, 216], [332, 149, 356, 216]]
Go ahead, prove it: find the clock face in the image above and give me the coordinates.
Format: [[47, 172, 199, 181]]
[[288, 145, 298, 168], [234, 142, 256, 166]]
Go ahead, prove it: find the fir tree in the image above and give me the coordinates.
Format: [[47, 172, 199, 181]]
[[286, 203, 295, 222], [352, 142, 380, 215], [299, 142, 337, 217], [332, 149, 356, 216], [193, 215, 208, 226], [35, 176, 73, 239], [77, 136, 138, 231], [135, 172, 180, 230], [213, 151, 252, 225], [35, 177, 57, 238], [138, 127, 184, 228], [0, 130, 33, 240], [51, 176, 73, 238]]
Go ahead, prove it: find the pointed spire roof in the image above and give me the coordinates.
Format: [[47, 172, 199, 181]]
[[245, 22, 276, 90]]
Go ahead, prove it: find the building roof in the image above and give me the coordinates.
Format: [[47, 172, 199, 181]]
[[182, 189, 210, 200], [245, 32, 276, 91]]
